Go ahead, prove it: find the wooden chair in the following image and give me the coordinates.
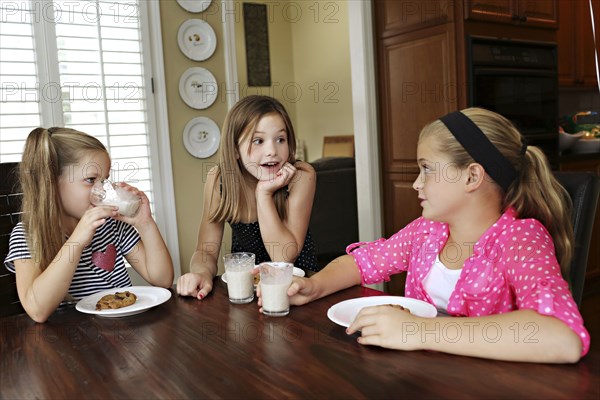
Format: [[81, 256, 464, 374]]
[[554, 171, 600, 306], [0, 162, 25, 317]]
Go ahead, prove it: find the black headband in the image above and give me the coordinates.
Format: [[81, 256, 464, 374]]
[[439, 111, 518, 192]]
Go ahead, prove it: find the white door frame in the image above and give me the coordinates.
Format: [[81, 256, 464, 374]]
[[348, 0, 383, 242]]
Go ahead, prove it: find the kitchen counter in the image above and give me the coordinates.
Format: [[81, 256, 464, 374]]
[[560, 152, 600, 162]]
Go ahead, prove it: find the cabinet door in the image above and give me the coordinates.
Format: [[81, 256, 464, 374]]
[[577, 0, 600, 87], [465, 0, 514, 22], [558, 0, 600, 87], [558, 0, 578, 86], [517, 0, 558, 27], [376, 0, 454, 38], [377, 25, 460, 237], [466, 0, 558, 27]]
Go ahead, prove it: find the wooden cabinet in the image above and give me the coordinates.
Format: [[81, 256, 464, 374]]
[[374, 0, 558, 295], [375, 0, 465, 295], [375, 1, 462, 240], [465, 0, 558, 28], [557, 0, 600, 87], [560, 157, 600, 295]]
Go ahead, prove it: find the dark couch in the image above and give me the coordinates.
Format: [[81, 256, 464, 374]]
[[309, 157, 359, 269]]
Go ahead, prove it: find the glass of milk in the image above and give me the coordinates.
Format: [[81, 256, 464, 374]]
[[259, 262, 293, 316], [223, 252, 255, 304], [90, 179, 141, 217]]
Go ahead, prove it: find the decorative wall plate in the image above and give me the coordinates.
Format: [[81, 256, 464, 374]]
[[183, 116, 220, 158], [179, 67, 218, 109], [177, 19, 217, 61], [176, 0, 212, 13]]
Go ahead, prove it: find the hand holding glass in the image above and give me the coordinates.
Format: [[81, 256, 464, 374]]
[[90, 179, 141, 217], [259, 262, 293, 317]]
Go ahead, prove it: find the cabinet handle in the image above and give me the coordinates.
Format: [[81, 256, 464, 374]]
[[512, 14, 528, 23]]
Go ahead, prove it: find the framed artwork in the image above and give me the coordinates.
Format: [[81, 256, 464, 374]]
[[243, 3, 271, 87]]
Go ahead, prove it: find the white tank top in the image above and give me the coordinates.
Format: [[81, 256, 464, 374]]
[[422, 255, 462, 312]]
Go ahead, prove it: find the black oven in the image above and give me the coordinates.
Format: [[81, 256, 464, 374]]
[[468, 36, 559, 168]]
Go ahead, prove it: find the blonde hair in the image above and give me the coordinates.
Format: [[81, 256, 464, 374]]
[[20, 127, 108, 270], [210, 95, 297, 223], [419, 108, 574, 276]]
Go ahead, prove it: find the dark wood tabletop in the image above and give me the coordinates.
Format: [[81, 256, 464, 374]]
[[1, 278, 598, 399]]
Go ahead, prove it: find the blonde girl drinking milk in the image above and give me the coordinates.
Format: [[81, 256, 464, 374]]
[[177, 95, 317, 300], [4, 127, 174, 322], [276, 108, 590, 363]]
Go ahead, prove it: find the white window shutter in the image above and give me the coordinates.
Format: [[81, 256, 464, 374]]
[[0, 0, 180, 277], [1, 0, 153, 207]]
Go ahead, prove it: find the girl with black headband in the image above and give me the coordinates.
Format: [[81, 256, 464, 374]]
[[262, 108, 589, 363]]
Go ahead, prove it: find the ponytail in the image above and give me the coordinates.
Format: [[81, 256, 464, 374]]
[[505, 146, 573, 276]]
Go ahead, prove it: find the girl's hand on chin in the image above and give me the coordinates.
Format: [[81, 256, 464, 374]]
[[346, 305, 423, 351], [256, 162, 297, 196]]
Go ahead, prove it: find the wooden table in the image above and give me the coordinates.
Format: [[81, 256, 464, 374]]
[[1, 279, 598, 399]]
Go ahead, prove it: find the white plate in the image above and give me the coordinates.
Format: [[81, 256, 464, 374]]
[[327, 296, 437, 327], [221, 265, 305, 284], [75, 286, 172, 318], [177, 19, 217, 61], [183, 116, 220, 158], [179, 67, 218, 110], [176, 0, 212, 13]]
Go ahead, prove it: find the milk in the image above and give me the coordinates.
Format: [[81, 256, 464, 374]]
[[90, 180, 141, 217], [226, 268, 254, 303], [261, 282, 290, 316]]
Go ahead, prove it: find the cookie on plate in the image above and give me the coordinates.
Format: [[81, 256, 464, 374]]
[[95, 291, 137, 310]]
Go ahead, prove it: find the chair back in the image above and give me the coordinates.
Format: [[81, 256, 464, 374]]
[[0, 162, 25, 317], [309, 157, 359, 269], [554, 171, 600, 306]]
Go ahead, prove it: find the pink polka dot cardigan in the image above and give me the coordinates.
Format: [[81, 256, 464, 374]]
[[346, 208, 590, 356]]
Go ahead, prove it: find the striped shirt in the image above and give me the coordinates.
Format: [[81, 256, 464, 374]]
[[4, 219, 140, 301]]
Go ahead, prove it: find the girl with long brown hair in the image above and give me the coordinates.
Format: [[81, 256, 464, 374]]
[[177, 95, 317, 300]]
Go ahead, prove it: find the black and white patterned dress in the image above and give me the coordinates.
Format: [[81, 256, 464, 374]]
[[230, 221, 318, 272]]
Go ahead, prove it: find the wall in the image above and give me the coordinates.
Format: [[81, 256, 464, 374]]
[[159, 1, 231, 274], [559, 89, 600, 117], [233, 0, 354, 161], [160, 0, 354, 274], [288, 0, 354, 161], [234, 0, 297, 126]]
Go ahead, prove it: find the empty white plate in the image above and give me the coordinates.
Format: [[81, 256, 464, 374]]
[[327, 296, 437, 327]]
